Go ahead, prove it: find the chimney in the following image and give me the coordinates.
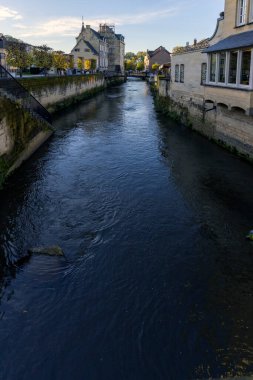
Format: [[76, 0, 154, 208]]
[[194, 38, 197, 46]]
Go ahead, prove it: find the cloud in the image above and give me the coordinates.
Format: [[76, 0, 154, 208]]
[[0, 6, 22, 21], [19, 7, 178, 38]]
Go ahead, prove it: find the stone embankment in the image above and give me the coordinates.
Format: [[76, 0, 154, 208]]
[[0, 74, 125, 187], [155, 78, 253, 162]]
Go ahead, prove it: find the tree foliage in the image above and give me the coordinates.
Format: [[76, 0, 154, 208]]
[[32, 45, 53, 72], [152, 63, 160, 72], [77, 58, 83, 70], [6, 42, 32, 77], [136, 61, 144, 71], [124, 51, 146, 72], [52, 51, 67, 70]]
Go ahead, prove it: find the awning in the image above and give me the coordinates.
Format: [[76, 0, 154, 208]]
[[203, 30, 253, 53]]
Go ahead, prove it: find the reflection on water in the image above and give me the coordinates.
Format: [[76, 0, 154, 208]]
[[0, 79, 253, 379]]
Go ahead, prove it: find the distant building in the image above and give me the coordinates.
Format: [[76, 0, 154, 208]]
[[70, 22, 125, 73], [0, 34, 7, 67], [71, 22, 108, 72], [144, 46, 171, 71], [99, 24, 125, 73]]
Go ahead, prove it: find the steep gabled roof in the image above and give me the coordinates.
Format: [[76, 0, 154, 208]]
[[147, 46, 171, 58], [84, 40, 99, 55], [71, 39, 99, 55]]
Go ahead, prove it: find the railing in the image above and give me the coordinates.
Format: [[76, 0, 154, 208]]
[[0, 65, 52, 124]]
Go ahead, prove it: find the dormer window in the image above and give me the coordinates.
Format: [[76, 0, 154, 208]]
[[237, 0, 247, 25]]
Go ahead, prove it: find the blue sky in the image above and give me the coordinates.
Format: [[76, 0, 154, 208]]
[[0, 0, 224, 53]]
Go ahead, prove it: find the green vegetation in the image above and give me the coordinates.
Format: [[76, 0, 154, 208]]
[[33, 45, 53, 73], [6, 42, 33, 77], [6, 39, 74, 76], [0, 97, 51, 188], [152, 63, 160, 72], [124, 51, 146, 72]]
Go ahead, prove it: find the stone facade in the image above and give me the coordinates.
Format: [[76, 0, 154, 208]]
[[144, 46, 171, 71], [165, 0, 253, 160], [99, 24, 125, 73], [70, 23, 125, 74], [0, 34, 7, 68], [71, 23, 108, 72]]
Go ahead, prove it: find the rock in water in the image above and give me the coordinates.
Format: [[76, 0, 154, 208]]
[[246, 230, 253, 241], [28, 246, 64, 256]]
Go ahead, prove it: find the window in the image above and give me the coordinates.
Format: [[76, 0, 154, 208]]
[[241, 49, 251, 85], [175, 64, 179, 82], [206, 48, 253, 88], [201, 63, 207, 85], [85, 48, 90, 52], [75, 48, 80, 52], [180, 64, 184, 83], [250, 0, 253, 21], [218, 52, 226, 83], [237, 0, 247, 25], [228, 51, 238, 84], [210, 53, 216, 82]]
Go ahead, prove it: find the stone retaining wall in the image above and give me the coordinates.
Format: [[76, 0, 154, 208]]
[[156, 80, 253, 161]]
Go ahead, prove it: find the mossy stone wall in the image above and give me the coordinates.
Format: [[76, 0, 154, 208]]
[[154, 91, 253, 162], [0, 97, 52, 187]]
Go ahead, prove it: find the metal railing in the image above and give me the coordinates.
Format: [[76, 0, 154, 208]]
[[0, 65, 52, 124]]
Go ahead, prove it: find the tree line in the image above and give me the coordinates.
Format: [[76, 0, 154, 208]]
[[5, 42, 97, 77]]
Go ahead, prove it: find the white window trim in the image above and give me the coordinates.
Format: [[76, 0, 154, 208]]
[[209, 53, 217, 83], [237, 0, 247, 26], [217, 52, 227, 84], [206, 48, 253, 90], [250, 0, 253, 22]]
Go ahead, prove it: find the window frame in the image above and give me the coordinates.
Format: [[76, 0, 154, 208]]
[[206, 48, 253, 89], [249, 0, 253, 22], [237, 0, 247, 26], [180, 64, 184, 83], [175, 64, 179, 82]]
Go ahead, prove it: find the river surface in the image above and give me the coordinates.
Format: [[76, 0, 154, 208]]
[[0, 79, 253, 379]]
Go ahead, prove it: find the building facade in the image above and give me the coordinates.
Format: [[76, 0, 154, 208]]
[[71, 23, 108, 72], [99, 24, 125, 73], [0, 34, 7, 67], [203, 0, 253, 115], [70, 22, 125, 73], [144, 46, 171, 71], [166, 0, 253, 159]]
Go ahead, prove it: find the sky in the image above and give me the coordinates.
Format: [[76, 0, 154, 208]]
[[0, 0, 224, 53]]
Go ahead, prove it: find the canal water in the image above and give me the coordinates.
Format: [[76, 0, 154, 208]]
[[0, 79, 253, 379]]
